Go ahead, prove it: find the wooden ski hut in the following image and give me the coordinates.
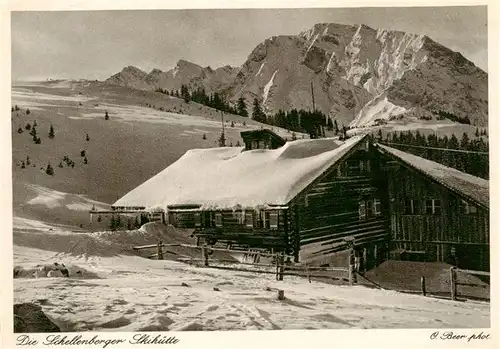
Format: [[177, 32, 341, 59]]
[[110, 131, 489, 271]]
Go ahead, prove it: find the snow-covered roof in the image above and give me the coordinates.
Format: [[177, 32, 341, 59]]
[[113, 135, 367, 210], [377, 144, 489, 209]]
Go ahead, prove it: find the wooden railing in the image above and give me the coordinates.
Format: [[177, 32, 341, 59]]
[[449, 267, 490, 301], [132, 241, 350, 283]]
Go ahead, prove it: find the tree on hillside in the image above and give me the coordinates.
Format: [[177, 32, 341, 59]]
[[237, 97, 248, 117], [33, 120, 37, 127], [218, 131, 226, 147], [181, 85, 191, 103], [26, 108, 31, 115], [25, 123, 31, 131], [80, 150, 86, 157], [252, 99, 266, 123], [58, 162, 63, 168], [84, 156, 88, 164], [85, 133, 90, 141], [48, 124, 55, 139], [202, 133, 207, 140], [17, 127, 23, 134], [105, 111, 109, 120], [21, 161, 25, 169], [45, 162, 54, 176], [26, 156, 30, 165]]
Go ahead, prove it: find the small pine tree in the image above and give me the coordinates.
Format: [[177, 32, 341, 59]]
[[26, 156, 30, 165], [58, 162, 63, 168], [15, 105, 20, 111], [84, 157, 88, 164], [85, 133, 90, 141], [71, 162, 75, 168], [26, 108, 30, 115], [46, 162, 54, 176], [105, 111, 109, 120], [218, 131, 226, 147], [21, 161, 25, 169], [17, 127, 23, 134], [48, 124, 55, 139], [80, 150, 86, 157], [33, 120, 37, 127], [25, 123, 31, 131], [202, 133, 207, 140]]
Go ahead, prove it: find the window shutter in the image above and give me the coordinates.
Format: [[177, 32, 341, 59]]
[[269, 212, 278, 229], [245, 211, 254, 228], [194, 213, 201, 227], [215, 213, 222, 227]]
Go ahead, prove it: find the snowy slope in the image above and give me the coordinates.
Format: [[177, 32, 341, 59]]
[[13, 244, 490, 332]]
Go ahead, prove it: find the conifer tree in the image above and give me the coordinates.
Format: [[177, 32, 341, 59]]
[[202, 133, 207, 140], [58, 162, 63, 168], [252, 99, 266, 123], [237, 97, 248, 117], [17, 127, 23, 134], [45, 162, 54, 176], [26, 156, 30, 165], [84, 157, 88, 164], [218, 131, 226, 147], [25, 123, 31, 131], [105, 111, 109, 120], [26, 108, 30, 115], [48, 124, 55, 139], [21, 161, 25, 169], [86, 133, 90, 141], [81, 150, 86, 157], [33, 120, 37, 127]]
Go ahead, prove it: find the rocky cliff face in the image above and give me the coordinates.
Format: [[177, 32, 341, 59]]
[[105, 22, 488, 126]]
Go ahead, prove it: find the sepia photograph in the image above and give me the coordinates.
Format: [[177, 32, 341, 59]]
[[4, 1, 495, 344]]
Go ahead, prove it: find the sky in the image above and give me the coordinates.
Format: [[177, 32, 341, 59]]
[[11, 6, 488, 81]]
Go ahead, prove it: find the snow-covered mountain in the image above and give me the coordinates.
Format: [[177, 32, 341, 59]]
[[106, 60, 238, 95], [105, 23, 488, 127]]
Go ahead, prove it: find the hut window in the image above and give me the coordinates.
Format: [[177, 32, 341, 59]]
[[404, 200, 419, 215], [373, 199, 382, 215], [426, 200, 441, 215], [194, 213, 201, 227], [245, 211, 254, 228], [215, 213, 223, 227], [358, 201, 366, 220], [269, 212, 278, 229], [462, 200, 478, 215]]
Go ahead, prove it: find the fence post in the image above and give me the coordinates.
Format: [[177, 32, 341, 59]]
[[450, 267, 457, 301], [306, 263, 311, 283], [421, 276, 426, 296], [278, 253, 284, 281], [157, 240, 163, 260]]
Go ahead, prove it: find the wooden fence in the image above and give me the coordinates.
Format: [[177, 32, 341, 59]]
[[449, 267, 490, 301], [132, 241, 351, 283]]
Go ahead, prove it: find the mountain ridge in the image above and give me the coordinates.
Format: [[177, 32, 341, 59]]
[[104, 22, 488, 127]]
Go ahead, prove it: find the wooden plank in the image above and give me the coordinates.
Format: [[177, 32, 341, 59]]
[[456, 269, 490, 277]]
